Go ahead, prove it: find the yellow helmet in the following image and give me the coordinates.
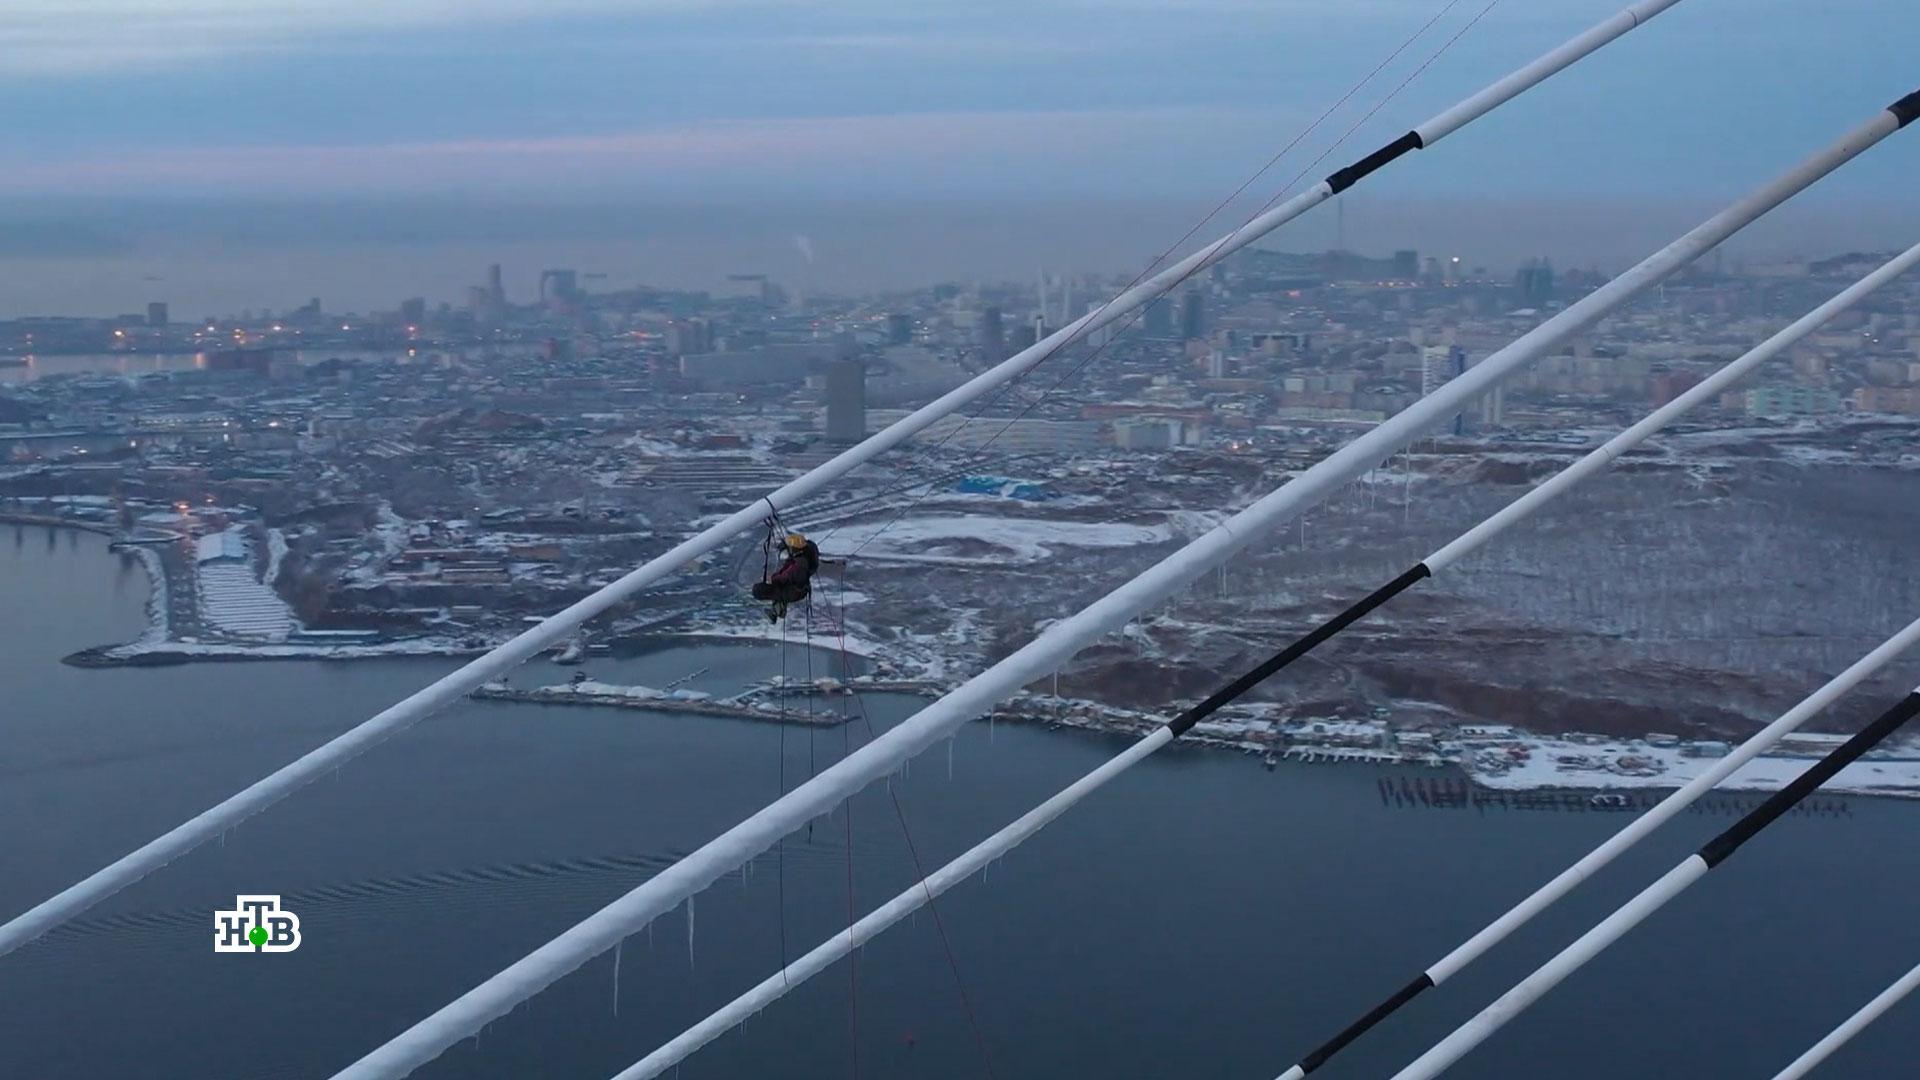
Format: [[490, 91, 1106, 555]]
[[784, 532, 808, 551]]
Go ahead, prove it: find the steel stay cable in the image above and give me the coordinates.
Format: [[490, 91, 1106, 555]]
[[836, 568, 1000, 1079], [1767, 958, 1920, 1080], [346, 3, 1774, 1071], [610, 195, 1920, 1080], [0, 0, 1678, 975], [831, 0, 1500, 569], [812, 0, 1468, 555], [1388, 682, 1920, 1080]]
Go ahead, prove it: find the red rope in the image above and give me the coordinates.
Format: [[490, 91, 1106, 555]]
[[832, 568, 999, 1078], [796, 7, 1506, 1072]]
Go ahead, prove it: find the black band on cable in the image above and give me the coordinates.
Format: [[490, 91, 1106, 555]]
[[1298, 973, 1436, 1074], [1698, 691, 1920, 868], [1890, 90, 1920, 129], [1275, 689, 1920, 1078], [1324, 131, 1425, 194], [1167, 563, 1431, 737]]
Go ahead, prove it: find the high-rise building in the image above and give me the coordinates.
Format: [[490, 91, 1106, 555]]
[[146, 302, 169, 327], [825, 359, 866, 444], [1392, 250, 1420, 280], [665, 318, 712, 357], [1031, 312, 1047, 344], [886, 313, 913, 345], [1007, 323, 1037, 354], [487, 264, 506, 308], [1745, 383, 1840, 418], [1421, 345, 1469, 433], [1142, 297, 1173, 336], [540, 269, 580, 307], [1113, 417, 1180, 451], [1515, 258, 1556, 306], [1652, 370, 1703, 407], [1179, 289, 1206, 341], [1083, 303, 1114, 349], [400, 298, 426, 327], [1480, 383, 1505, 429], [975, 306, 1004, 358], [975, 307, 1005, 354], [724, 274, 785, 306]]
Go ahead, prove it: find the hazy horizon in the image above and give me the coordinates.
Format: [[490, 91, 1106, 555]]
[[2, 192, 1914, 320], [4, 0, 1918, 318]]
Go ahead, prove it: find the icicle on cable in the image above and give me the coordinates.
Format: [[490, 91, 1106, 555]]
[[611, 243, 1920, 1080], [0, 0, 1695, 964], [334, 60, 1920, 1080]]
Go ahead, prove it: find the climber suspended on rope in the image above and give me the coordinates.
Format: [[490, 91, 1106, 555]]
[[753, 531, 820, 623]]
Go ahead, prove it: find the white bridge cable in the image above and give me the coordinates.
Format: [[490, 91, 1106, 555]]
[[1276, 618, 1920, 1080], [809, 0, 1485, 556], [338, 45, 1909, 1080], [1263, 238, 1920, 1079], [614, 729, 1174, 1080], [0, 0, 1678, 974], [612, 240, 1920, 1080], [1768, 959, 1920, 1080], [1388, 682, 1920, 1080]]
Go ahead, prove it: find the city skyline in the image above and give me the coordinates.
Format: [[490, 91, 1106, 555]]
[[5, 1, 1917, 316]]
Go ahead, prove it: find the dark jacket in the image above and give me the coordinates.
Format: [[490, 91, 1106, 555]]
[[770, 540, 820, 585]]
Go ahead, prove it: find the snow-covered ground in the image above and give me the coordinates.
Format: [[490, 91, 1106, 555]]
[[668, 623, 890, 664], [196, 528, 297, 641], [539, 679, 712, 703], [131, 546, 168, 644], [346, 503, 410, 586], [264, 527, 290, 586], [1469, 733, 1920, 799], [94, 636, 475, 662], [830, 514, 1174, 566]]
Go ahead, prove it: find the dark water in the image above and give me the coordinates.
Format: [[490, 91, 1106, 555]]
[[3, 527, 1918, 1079]]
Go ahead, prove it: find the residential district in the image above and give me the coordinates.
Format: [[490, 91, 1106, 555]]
[[5, 246, 1920, 796]]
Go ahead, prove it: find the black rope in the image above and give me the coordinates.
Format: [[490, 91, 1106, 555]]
[[776, 611, 790, 984]]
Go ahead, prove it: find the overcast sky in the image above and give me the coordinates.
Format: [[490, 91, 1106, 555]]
[[4, 0, 1913, 200], [0, 1, 1915, 313]]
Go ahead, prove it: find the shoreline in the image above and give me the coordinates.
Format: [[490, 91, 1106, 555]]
[[0, 513, 117, 536], [29, 518, 1920, 805]]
